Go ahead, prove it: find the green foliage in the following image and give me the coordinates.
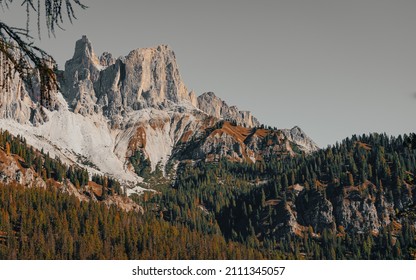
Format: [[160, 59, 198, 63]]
[[1, 130, 416, 259], [0, 129, 70, 183], [129, 150, 151, 179], [91, 174, 122, 196], [143, 133, 416, 259], [0, 183, 267, 259]]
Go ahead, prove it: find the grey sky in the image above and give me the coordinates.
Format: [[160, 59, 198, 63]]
[[2, 0, 415, 147]]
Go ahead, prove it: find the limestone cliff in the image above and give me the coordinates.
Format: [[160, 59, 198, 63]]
[[61, 36, 195, 128], [1, 35, 319, 187], [0, 44, 57, 125], [197, 92, 260, 128]]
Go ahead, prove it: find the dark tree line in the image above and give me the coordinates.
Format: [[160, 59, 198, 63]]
[[0, 183, 267, 259], [1, 130, 415, 259], [142, 132, 416, 259]]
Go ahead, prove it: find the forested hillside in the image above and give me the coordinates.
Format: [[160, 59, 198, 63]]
[[0, 131, 415, 259], [143, 132, 416, 259]]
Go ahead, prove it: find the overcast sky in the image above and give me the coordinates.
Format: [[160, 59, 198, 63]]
[[2, 0, 416, 147]]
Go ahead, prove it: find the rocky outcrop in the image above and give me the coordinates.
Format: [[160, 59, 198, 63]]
[[269, 180, 400, 237], [296, 189, 335, 233], [171, 121, 299, 164], [63, 35, 102, 103], [99, 52, 115, 68], [0, 44, 56, 125], [282, 126, 319, 153], [1, 36, 320, 184], [121, 45, 192, 109], [0, 148, 46, 188], [330, 183, 396, 234], [115, 106, 210, 171], [62, 36, 195, 125], [197, 92, 260, 128]]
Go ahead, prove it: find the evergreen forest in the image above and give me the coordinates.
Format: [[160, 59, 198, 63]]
[[0, 130, 416, 259]]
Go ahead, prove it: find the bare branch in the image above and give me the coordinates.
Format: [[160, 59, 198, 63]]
[[0, 0, 87, 107]]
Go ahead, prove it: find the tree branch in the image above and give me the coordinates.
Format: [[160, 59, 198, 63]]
[[0, 0, 87, 107]]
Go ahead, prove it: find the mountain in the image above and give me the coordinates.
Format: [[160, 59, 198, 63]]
[[62, 36, 196, 123], [1, 36, 416, 260], [197, 92, 260, 128], [0, 45, 59, 125], [0, 36, 318, 194], [281, 126, 319, 154], [0, 130, 142, 212], [172, 133, 416, 259]]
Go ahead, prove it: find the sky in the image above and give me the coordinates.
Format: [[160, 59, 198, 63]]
[[2, 0, 415, 147]]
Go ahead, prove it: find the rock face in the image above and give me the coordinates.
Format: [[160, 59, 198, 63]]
[[0, 45, 55, 125], [293, 181, 397, 235], [172, 121, 292, 163], [121, 45, 191, 108], [99, 52, 115, 67], [63, 35, 102, 103], [197, 92, 260, 128], [0, 148, 46, 188], [1, 35, 319, 188], [62, 36, 194, 128], [260, 180, 400, 239], [296, 189, 335, 233], [282, 126, 319, 154], [0, 51, 32, 124]]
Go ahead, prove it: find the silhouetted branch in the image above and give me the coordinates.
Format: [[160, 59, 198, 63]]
[[0, 0, 86, 107]]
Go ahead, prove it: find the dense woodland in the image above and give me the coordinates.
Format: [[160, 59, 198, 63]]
[[0, 130, 416, 259], [0, 184, 266, 259], [142, 132, 416, 259]]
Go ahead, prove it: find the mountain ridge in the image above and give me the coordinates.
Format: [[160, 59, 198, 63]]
[[0, 35, 319, 193], [1, 36, 416, 260]]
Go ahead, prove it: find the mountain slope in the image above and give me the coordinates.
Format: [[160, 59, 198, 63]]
[[155, 133, 416, 259], [1, 36, 416, 260], [197, 92, 260, 127], [0, 36, 318, 193]]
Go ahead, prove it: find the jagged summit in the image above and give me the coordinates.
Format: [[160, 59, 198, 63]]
[[71, 35, 99, 62], [197, 92, 260, 128], [61, 36, 263, 129], [122, 43, 191, 109], [61, 36, 195, 126], [282, 126, 319, 152], [0, 36, 319, 189], [99, 52, 115, 68], [64, 35, 101, 83]]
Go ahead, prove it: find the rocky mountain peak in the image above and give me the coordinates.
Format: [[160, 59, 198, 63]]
[[72, 35, 98, 62], [121, 44, 191, 108], [197, 92, 260, 128], [66, 35, 102, 79], [282, 126, 319, 153], [61, 37, 195, 123], [1, 36, 321, 190], [62, 35, 102, 112], [99, 52, 115, 68]]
